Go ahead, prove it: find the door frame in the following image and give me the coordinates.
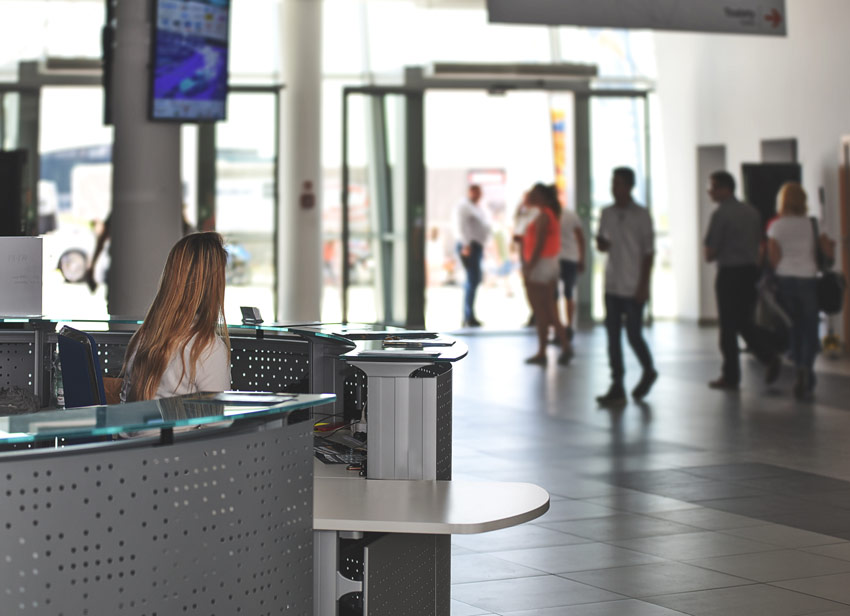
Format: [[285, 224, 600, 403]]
[[340, 68, 652, 328]]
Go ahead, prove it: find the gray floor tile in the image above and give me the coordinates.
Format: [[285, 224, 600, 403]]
[[501, 599, 689, 615], [679, 463, 792, 481], [648, 480, 768, 502], [491, 542, 666, 574], [603, 469, 716, 490], [536, 498, 619, 522], [734, 475, 850, 496], [775, 571, 850, 604], [611, 530, 778, 560], [645, 583, 847, 615], [540, 514, 701, 542], [448, 328, 850, 615], [687, 549, 850, 582], [564, 562, 750, 597], [451, 553, 546, 584], [721, 524, 846, 548], [693, 495, 809, 518], [586, 491, 700, 514], [452, 524, 590, 553], [648, 507, 765, 530], [804, 543, 850, 561], [451, 599, 492, 616], [451, 575, 624, 613]]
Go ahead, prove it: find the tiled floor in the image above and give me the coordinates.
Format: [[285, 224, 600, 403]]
[[449, 322, 850, 615]]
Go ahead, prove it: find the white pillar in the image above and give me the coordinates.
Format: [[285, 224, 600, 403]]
[[277, 0, 323, 323], [108, 0, 182, 319]]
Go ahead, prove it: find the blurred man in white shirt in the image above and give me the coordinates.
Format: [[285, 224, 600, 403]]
[[455, 184, 491, 327]]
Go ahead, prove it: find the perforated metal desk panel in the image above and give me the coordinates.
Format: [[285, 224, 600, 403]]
[[0, 319, 348, 408], [0, 392, 335, 616]]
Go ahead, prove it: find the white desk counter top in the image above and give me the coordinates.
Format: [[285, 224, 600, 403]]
[[313, 463, 549, 534]]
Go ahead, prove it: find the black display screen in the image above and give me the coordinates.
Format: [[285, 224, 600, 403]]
[[150, 0, 230, 122]]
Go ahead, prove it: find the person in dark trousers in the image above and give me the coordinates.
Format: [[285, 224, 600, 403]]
[[455, 184, 491, 327], [595, 167, 658, 405], [704, 170, 780, 390]]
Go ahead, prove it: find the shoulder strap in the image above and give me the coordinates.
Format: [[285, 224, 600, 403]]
[[811, 217, 825, 271]]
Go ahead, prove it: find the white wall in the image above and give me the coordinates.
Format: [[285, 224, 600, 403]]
[[653, 0, 850, 322]]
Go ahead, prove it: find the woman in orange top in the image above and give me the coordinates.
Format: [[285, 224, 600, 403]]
[[522, 183, 572, 365]]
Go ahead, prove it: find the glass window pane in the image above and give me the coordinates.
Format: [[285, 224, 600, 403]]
[[229, 0, 281, 81], [39, 87, 112, 320], [215, 92, 278, 324], [0, 1, 103, 77]]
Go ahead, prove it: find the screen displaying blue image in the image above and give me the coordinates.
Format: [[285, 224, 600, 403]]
[[151, 0, 230, 121]]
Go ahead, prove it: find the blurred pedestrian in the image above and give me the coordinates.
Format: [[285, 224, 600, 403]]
[[455, 184, 491, 327], [595, 167, 657, 404], [522, 183, 572, 366], [704, 171, 780, 391], [767, 182, 835, 398], [558, 205, 586, 340]]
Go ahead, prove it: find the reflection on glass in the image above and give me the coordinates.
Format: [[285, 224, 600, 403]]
[[0, 393, 332, 445]]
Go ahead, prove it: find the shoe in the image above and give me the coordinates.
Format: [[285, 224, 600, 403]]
[[632, 369, 658, 399], [525, 355, 547, 366], [765, 354, 781, 385], [549, 337, 561, 346], [708, 377, 739, 391], [557, 347, 573, 366], [463, 318, 482, 328], [793, 368, 810, 400], [596, 383, 627, 405]]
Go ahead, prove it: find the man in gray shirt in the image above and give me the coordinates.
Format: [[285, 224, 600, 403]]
[[704, 171, 780, 390]]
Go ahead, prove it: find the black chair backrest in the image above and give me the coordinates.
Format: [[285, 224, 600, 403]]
[[58, 326, 107, 408]]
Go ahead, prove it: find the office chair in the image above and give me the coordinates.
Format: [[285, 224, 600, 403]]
[[57, 326, 107, 408]]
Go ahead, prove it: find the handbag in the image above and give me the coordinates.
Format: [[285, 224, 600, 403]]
[[811, 218, 846, 314]]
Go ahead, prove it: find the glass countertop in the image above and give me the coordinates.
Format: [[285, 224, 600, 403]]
[[0, 317, 384, 343], [341, 337, 468, 363], [0, 392, 335, 445]]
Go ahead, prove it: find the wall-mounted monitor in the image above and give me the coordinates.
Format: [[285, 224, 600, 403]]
[[150, 0, 231, 122]]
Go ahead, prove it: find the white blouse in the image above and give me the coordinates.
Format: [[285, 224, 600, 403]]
[[121, 335, 231, 402]]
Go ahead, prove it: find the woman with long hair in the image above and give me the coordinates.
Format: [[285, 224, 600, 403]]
[[120, 232, 231, 402], [522, 183, 572, 365], [767, 182, 834, 398]]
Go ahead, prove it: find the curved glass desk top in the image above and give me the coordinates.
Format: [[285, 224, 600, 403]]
[[0, 392, 335, 445], [0, 317, 365, 343], [341, 337, 468, 363]]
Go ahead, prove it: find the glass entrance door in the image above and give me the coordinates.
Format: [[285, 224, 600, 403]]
[[338, 87, 425, 327], [577, 92, 669, 322]]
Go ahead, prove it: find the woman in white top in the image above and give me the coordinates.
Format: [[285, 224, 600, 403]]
[[558, 206, 585, 339], [121, 232, 231, 402], [767, 182, 834, 398]]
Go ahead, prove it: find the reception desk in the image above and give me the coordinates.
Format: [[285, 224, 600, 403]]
[[0, 392, 335, 615], [0, 320, 547, 616]]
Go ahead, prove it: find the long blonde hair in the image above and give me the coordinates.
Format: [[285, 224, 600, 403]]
[[123, 232, 230, 401], [777, 182, 808, 217]]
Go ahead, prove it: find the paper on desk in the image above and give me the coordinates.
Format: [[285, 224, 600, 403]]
[[0, 237, 42, 316]]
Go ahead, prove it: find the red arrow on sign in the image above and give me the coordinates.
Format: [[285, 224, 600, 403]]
[[765, 8, 783, 28]]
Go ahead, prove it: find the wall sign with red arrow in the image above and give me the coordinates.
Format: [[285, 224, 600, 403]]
[[488, 0, 788, 37]]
